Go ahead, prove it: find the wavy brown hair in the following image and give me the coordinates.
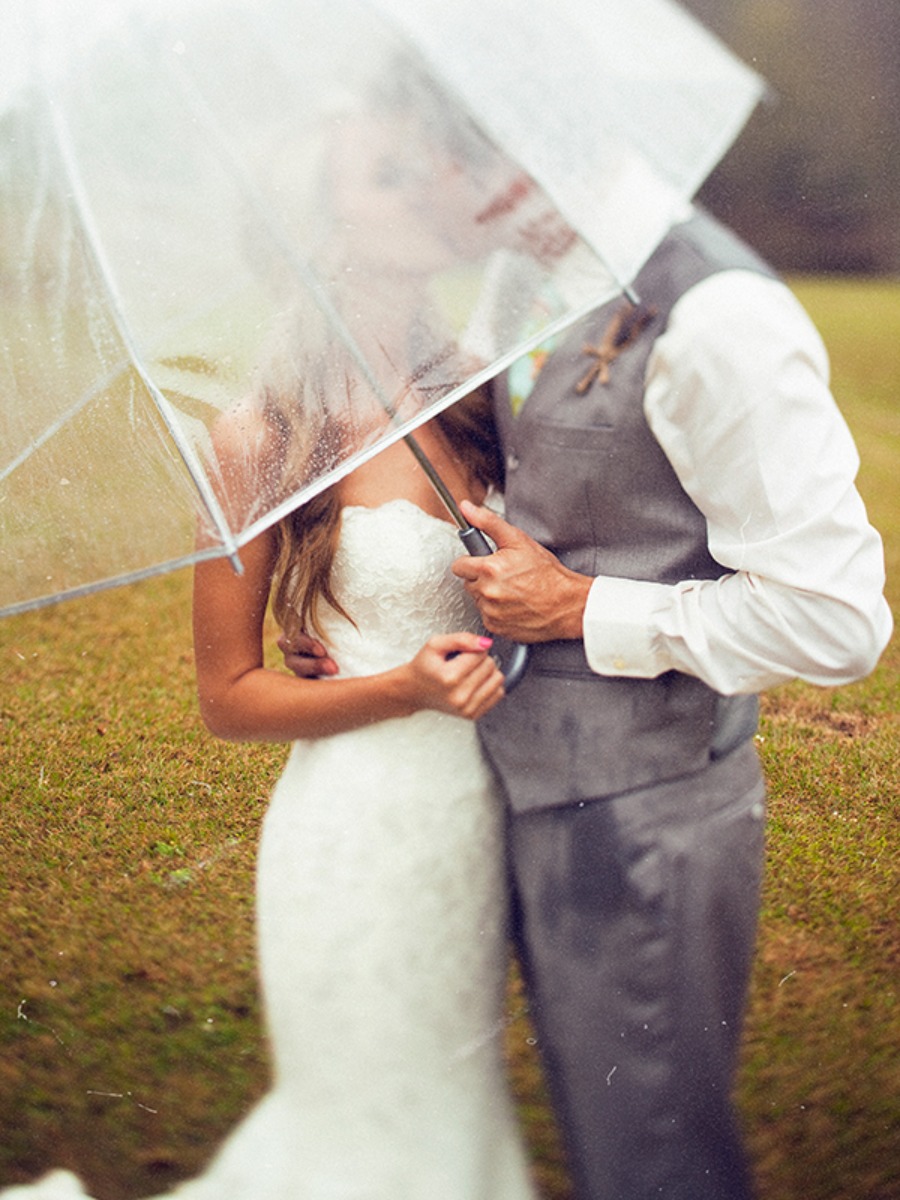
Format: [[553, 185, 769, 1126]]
[[270, 387, 503, 640]]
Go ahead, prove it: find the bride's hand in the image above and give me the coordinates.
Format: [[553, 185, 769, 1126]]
[[403, 633, 504, 720]]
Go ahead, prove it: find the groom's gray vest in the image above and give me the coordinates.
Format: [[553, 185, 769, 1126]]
[[480, 211, 773, 813]]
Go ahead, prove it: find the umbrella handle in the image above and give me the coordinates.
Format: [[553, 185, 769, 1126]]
[[458, 526, 529, 692]]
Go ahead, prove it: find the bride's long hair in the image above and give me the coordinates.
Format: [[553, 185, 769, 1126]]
[[269, 387, 504, 641]]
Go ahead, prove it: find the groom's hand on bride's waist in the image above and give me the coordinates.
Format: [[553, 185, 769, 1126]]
[[278, 632, 340, 678], [452, 500, 592, 644]]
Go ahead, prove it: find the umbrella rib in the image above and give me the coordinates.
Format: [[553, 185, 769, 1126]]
[[0, 366, 116, 484], [0, 544, 228, 621], [39, 87, 244, 574]]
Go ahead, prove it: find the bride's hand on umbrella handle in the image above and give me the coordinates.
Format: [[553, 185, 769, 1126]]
[[277, 631, 340, 678], [404, 632, 504, 721]]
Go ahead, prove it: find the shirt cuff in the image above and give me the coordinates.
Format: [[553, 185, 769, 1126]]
[[582, 575, 674, 677]]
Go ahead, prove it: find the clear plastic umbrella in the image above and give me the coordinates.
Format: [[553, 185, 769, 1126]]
[[0, 0, 764, 618]]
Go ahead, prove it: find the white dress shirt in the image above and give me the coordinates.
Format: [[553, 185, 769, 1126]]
[[582, 268, 893, 695]]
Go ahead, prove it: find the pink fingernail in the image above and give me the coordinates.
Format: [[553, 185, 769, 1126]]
[[478, 636, 493, 649]]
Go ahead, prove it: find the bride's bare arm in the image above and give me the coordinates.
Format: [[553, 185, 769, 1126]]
[[192, 527, 504, 743]]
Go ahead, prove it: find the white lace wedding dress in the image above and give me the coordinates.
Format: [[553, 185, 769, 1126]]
[[6, 500, 537, 1200]]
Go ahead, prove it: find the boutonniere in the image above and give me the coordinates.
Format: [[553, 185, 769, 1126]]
[[576, 301, 658, 393]]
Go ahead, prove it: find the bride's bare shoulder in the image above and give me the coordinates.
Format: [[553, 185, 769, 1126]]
[[209, 394, 275, 462]]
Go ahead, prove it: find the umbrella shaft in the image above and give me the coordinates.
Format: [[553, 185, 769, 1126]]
[[403, 433, 468, 530]]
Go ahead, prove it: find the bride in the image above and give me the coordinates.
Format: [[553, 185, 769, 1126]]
[[5, 388, 538, 1200]]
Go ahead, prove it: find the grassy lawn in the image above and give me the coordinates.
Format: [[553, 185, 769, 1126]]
[[1, 278, 898, 1198]]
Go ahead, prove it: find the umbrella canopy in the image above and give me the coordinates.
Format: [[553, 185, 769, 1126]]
[[0, 0, 765, 617]]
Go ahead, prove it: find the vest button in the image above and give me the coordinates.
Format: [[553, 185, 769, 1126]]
[[506, 451, 520, 471]]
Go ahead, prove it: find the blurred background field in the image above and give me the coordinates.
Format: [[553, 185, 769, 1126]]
[[684, 0, 900, 277], [1, 276, 898, 1199]]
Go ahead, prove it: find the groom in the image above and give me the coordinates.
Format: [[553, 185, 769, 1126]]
[[283, 208, 891, 1199]]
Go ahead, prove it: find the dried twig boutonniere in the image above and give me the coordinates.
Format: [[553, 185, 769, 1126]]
[[576, 301, 658, 393]]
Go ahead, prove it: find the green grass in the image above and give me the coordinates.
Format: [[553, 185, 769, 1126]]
[[1, 279, 898, 1199]]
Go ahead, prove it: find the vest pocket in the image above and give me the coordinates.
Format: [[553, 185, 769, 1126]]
[[505, 420, 615, 565], [523, 416, 615, 445]]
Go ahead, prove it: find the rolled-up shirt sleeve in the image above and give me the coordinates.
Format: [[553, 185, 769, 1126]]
[[582, 269, 893, 694]]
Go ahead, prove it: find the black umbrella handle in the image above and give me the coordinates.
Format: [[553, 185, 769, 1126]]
[[458, 526, 529, 692]]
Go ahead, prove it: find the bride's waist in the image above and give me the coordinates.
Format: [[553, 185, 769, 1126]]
[[284, 705, 484, 767]]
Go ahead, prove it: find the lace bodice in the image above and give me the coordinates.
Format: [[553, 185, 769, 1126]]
[[313, 499, 483, 676]]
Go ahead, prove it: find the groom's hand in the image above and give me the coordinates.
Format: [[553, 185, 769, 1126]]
[[277, 632, 340, 678], [452, 500, 592, 643]]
